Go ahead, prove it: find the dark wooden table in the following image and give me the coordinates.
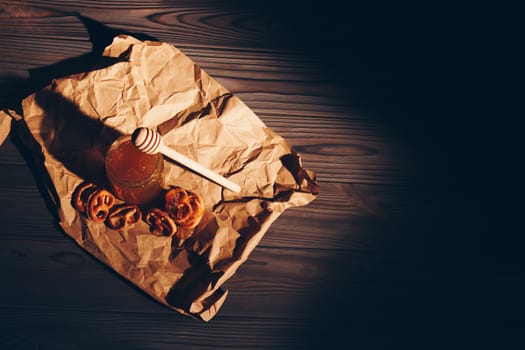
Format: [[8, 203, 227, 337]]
[[0, 1, 520, 349]]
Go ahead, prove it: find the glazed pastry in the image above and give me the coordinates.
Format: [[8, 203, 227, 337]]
[[145, 208, 177, 237], [105, 204, 142, 230], [164, 187, 204, 230], [86, 188, 116, 223], [71, 181, 98, 215]]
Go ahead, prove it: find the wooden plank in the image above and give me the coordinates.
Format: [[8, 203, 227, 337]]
[[0, 306, 437, 350], [1, 2, 485, 348], [0, 16, 91, 73], [0, 305, 310, 349], [0, 135, 25, 165], [0, 1, 353, 51], [0, 237, 447, 323], [0, 2, 394, 108]]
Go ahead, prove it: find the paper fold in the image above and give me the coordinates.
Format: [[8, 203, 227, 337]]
[[10, 35, 319, 320]]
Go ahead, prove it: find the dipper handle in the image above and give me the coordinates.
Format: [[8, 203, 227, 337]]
[[132, 128, 241, 193]]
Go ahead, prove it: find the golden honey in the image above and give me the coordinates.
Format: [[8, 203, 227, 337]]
[[105, 135, 163, 204]]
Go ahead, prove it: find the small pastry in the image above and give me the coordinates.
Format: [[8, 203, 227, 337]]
[[145, 208, 177, 237], [105, 204, 142, 230], [86, 188, 116, 223], [164, 187, 204, 230], [71, 181, 98, 215]]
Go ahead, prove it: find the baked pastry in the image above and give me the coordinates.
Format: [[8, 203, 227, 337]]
[[106, 204, 142, 230], [86, 188, 116, 223], [145, 208, 177, 237], [71, 181, 98, 215], [164, 187, 204, 230]]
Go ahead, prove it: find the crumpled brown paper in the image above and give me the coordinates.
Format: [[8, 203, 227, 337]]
[[7, 35, 319, 321], [0, 109, 12, 145]]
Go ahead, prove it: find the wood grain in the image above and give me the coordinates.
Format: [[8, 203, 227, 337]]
[[0, 1, 493, 349], [0, 306, 427, 350]]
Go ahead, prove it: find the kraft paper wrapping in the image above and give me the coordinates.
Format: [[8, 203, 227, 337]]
[[0, 110, 11, 145], [5, 35, 319, 321]]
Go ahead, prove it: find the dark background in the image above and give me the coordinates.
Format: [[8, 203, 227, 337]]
[[0, 0, 520, 348]]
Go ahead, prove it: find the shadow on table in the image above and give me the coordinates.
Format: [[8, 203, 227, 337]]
[[0, 15, 157, 113], [0, 16, 157, 220]]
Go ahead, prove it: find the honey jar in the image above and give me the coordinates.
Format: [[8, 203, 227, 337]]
[[105, 135, 164, 204]]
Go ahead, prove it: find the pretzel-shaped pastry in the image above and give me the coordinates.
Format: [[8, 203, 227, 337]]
[[164, 187, 204, 230], [106, 204, 142, 230], [86, 188, 116, 223], [71, 181, 98, 215], [145, 208, 177, 237]]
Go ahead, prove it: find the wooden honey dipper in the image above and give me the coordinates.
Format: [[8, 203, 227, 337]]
[[132, 127, 241, 193]]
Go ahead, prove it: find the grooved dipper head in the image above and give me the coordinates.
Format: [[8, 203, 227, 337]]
[[132, 127, 161, 154]]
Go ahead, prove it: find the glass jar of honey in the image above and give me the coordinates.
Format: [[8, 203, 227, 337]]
[[105, 135, 164, 205]]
